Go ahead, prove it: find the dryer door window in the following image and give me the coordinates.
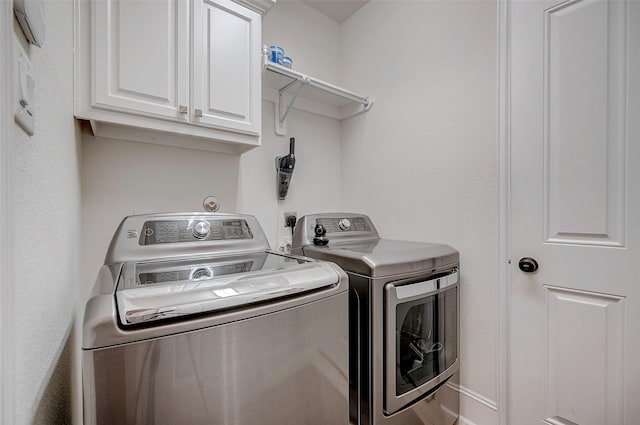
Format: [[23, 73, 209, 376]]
[[395, 287, 457, 395]]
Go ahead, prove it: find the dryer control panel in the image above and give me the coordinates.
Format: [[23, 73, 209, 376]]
[[316, 216, 372, 233], [292, 213, 380, 252]]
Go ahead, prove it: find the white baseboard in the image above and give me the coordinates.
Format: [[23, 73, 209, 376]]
[[448, 383, 498, 425]]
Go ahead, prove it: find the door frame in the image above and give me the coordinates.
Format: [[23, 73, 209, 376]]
[[0, 2, 15, 424], [497, 1, 511, 425]]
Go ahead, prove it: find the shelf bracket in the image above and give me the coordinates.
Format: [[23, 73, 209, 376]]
[[263, 53, 373, 135], [340, 95, 375, 120], [275, 76, 309, 136]]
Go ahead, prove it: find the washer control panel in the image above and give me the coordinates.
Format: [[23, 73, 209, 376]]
[[192, 221, 211, 239], [139, 219, 252, 245]]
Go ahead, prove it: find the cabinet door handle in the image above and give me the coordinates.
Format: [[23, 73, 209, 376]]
[[178, 105, 188, 114], [195, 109, 203, 118]]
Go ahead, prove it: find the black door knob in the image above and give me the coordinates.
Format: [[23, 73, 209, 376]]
[[518, 257, 539, 273]]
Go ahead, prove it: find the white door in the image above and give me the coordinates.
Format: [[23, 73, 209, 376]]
[[93, 0, 189, 121], [509, 0, 639, 424], [192, 0, 261, 135]]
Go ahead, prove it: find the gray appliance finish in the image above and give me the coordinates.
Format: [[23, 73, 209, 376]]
[[83, 212, 349, 425], [292, 213, 460, 425]]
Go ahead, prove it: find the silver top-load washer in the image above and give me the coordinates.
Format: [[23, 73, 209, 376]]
[[292, 213, 460, 425], [83, 212, 349, 425]]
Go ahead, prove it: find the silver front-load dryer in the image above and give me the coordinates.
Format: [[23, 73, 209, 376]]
[[292, 213, 460, 425], [82, 212, 349, 425]]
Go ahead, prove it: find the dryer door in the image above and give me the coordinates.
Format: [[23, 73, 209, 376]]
[[383, 270, 459, 415]]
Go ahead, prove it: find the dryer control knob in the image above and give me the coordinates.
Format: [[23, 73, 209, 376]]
[[313, 224, 329, 246], [338, 218, 351, 231], [192, 221, 210, 239]]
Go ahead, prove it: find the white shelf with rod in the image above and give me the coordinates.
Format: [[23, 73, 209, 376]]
[[262, 51, 374, 135]]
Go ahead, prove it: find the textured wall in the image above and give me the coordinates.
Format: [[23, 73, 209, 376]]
[[339, 0, 498, 406], [243, 1, 344, 248], [76, 1, 498, 424], [11, 1, 80, 423], [79, 135, 241, 302], [262, 0, 341, 82], [238, 102, 342, 247]]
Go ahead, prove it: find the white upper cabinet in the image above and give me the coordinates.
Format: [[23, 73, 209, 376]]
[[93, 0, 189, 121], [75, 0, 267, 154], [192, 0, 261, 134]]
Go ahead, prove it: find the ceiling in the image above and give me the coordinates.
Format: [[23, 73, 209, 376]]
[[301, 0, 369, 24]]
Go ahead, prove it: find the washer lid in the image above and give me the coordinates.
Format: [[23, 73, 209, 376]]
[[302, 239, 459, 277], [115, 252, 340, 326]]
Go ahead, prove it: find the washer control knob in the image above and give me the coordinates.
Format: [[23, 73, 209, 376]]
[[338, 218, 351, 231], [192, 221, 210, 239]]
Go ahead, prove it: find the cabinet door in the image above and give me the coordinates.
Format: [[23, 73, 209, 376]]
[[93, 0, 189, 121], [192, 0, 261, 135]]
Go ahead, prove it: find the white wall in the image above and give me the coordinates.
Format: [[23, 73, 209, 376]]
[[239, 102, 343, 247], [240, 1, 344, 248], [339, 1, 498, 422], [76, 1, 498, 424], [11, 1, 80, 423], [79, 135, 241, 300], [262, 0, 341, 82], [0, 2, 13, 423]]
